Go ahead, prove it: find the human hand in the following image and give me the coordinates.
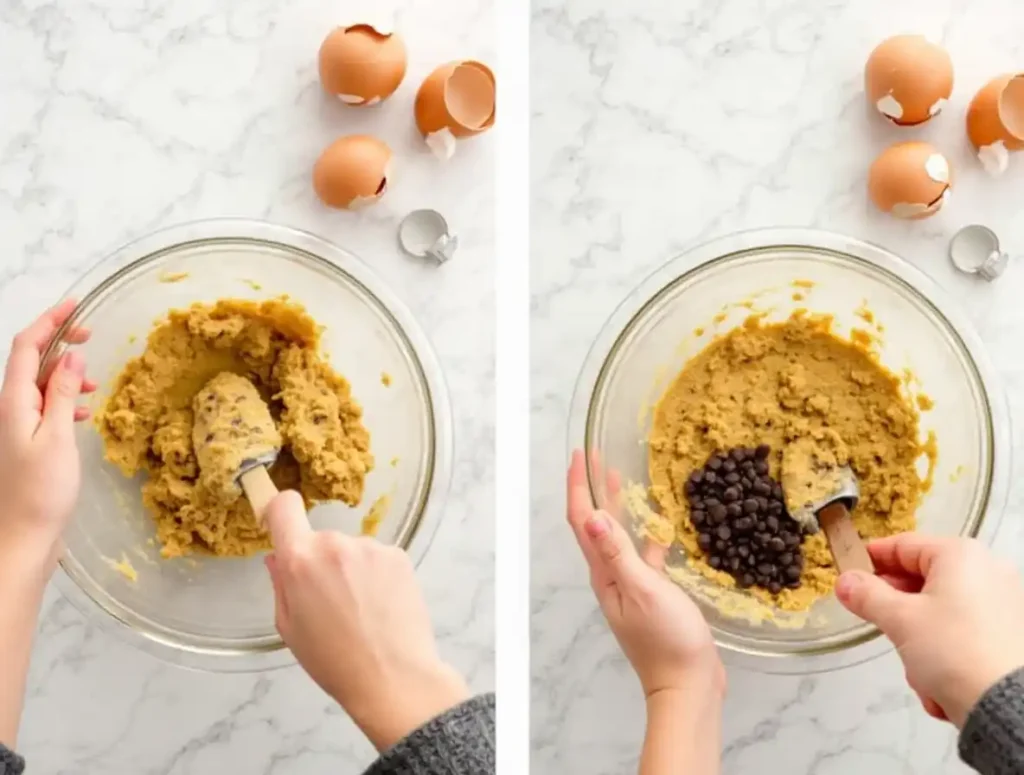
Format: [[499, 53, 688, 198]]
[[567, 450, 725, 700], [0, 299, 95, 582], [263, 491, 469, 752], [836, 534, 1024, 727]]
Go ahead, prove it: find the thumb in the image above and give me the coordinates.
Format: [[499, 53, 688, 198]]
[[584, 512, 643, 582], [264, 490, 312, 553], [264, 553, 291, 638], [836, 570, 911, 636], [41, 351, 86, 434]]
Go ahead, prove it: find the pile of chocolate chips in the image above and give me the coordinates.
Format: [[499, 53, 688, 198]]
[[684, 445, 810, 595]]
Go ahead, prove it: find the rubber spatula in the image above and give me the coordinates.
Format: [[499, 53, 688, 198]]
[[191, 372, 281, 523], [784, 453, 874, 575]]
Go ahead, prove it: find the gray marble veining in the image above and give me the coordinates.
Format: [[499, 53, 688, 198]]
[[531, 1, 1024, 773], [1, 0, 494, 772]]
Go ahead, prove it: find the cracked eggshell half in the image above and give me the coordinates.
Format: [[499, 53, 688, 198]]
[[318, 24, 407, 106], [414, 61, 495, 160], [313, 135, 392, 210], [868, 142, 951, 220], [966, 74, 1024, 177], [864, 35, 953, 126]]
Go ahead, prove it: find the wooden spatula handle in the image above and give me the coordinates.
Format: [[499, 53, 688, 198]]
[[818, 501, 875, 575], [239, 466, 279, 525]]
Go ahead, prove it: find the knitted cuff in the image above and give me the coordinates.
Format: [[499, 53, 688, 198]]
[[363, 692, 496, 775], [0, 744, 25, 775], [959, 667, 1024, 775]]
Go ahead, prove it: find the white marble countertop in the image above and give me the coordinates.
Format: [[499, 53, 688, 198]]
[[1, 1, 494, 772], [532, 1, 1024, 773]]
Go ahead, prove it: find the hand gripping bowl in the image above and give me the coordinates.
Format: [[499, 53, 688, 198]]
[[41, 220, 453, 671], [569, 228, 1010, 674]]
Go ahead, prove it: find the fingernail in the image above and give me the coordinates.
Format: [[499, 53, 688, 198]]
[[584, 514, 609, 539], [65, 351, 85, 375]]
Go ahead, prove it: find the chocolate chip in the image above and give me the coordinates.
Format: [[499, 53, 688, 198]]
[[687, 445, 806, 596]]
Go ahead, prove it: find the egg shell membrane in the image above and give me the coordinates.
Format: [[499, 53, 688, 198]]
[[318, 25, 407, 102], [864, 35, 953, 126], [415, 61, 495, 138], [967, 74, 1024, 152]]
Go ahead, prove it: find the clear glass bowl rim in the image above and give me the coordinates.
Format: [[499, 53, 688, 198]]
[[44, 218, 454, 673], [568, 227, 1011, 675]]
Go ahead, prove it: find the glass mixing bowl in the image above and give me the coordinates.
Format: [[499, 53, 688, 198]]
[[570, 228, 1010, 673], [42, 219, 452, 671]]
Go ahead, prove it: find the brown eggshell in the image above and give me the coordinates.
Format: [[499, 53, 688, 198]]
[[865, 35, 953, 126], [868, 141, 951, 220], [312, 135, 392, 210], [414, 61, 495, 158], [966, 74, 1024, 172], [318, 24, 407, 106]]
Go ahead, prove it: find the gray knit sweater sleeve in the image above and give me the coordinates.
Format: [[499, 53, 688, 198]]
[[960, 668, 1024, 775], [363, 693, 495, 775], [0, 744, 24, 775]]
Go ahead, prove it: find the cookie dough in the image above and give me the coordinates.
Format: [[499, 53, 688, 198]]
[[780, 428, 849, 529], [98, 298, 373, 558], [192, 372, 281, 503], [648, 312, 930, 611]]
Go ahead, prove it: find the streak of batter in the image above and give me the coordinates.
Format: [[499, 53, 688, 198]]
[[648, 311, 932, 611], [98, 298, 373, 558]]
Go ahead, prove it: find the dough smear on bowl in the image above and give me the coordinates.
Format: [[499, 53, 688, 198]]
[[648, 311, 932, 612], [97, 298, 373, 558]]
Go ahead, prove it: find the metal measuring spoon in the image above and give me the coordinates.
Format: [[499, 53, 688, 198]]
[[398, 209, 458, 264], [949, 224, 1011, 282]]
